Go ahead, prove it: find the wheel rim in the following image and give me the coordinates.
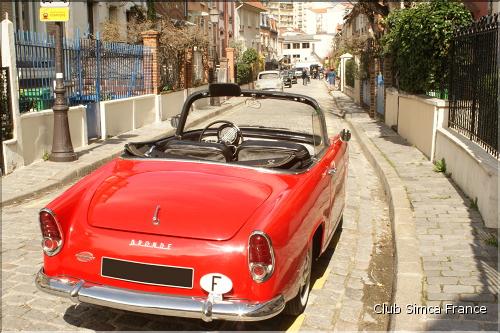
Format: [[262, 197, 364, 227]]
[[298, 246, 312, 305]]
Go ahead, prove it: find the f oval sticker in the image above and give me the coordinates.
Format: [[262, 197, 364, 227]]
[[200, 273, 233, 294]]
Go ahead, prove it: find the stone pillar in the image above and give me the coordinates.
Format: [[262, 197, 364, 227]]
[[141, 30, 160, 94], [226, 47, 235, 83], [218, 57, 228, 83], [1, 17, 24, 173]]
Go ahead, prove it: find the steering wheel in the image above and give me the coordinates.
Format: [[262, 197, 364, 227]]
[[199, 120, 243, 146]]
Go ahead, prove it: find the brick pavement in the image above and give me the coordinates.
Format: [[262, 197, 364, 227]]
[[333, 90, 498, 331]]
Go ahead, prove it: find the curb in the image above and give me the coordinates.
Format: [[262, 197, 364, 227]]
[[1, 100, 242, 207], [339, 107, 424, 330]]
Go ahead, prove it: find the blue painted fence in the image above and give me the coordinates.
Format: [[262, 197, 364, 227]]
[[14, 30, 153, 113]]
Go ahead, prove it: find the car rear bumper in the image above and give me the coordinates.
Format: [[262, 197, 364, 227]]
[[35, 269, 285, 322]]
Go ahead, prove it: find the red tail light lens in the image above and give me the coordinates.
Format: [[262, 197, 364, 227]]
[[39, 209, 63, 256], [248, 231, 275, 283]]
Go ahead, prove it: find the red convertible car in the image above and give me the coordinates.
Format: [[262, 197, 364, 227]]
[[36, 84, 350, 322]]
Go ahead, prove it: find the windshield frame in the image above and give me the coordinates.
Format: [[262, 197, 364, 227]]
[[175, 89, 330, 147]]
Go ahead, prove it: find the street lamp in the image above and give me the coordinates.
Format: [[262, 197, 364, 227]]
[[50, 21, 77, 162], [209, 7, 219, 106]]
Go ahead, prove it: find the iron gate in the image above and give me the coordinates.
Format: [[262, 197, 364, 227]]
[[448, 14, 498, 158]]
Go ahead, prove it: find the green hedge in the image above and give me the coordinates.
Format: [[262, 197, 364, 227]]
[[382, 0, 472, 94]]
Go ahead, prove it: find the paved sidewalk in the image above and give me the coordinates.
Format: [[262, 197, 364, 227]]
[[1, 98, 244, 206], [332, 91, 498, 331]]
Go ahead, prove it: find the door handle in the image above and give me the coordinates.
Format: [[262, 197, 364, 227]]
[[327, 167, 337, 175]]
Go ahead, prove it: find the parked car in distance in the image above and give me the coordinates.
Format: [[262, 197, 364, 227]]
[[255, 70, 283, 91], [281, 71, 292, 88], [35, 83, 350, 323], [289, 71, 298, 84]]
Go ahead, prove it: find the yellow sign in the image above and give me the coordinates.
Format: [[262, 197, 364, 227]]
[[39, 7, 69, 22]]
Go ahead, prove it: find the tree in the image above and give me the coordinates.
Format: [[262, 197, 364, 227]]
[[382, 0, 472, 94]]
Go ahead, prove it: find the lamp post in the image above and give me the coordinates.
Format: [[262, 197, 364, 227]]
[[50, 21, 77, 162], [209, 7, 220, 106]]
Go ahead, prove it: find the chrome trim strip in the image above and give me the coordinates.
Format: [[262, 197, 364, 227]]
[[35, 269, 285, 322], [39, 208, 64, 256]]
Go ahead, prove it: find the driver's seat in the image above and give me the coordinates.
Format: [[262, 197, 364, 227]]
[[160, 140, 232, 162]]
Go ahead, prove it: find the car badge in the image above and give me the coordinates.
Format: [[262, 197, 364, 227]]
[[75, 251, 95, 262], [152, 204, 160, 226]]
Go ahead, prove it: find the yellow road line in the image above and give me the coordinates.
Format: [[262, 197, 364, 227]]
[[312, 268, 331, 290], [286, 314, 305, 332]]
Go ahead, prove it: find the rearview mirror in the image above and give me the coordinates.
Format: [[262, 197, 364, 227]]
[[170, 115, 180, 128], [340, 129, 351, 142]]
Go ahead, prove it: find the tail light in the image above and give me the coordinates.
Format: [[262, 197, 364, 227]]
[[248, 231, 275, 283], [39, 208, 63, 256]]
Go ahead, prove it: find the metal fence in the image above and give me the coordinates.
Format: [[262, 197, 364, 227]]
[[1, 67, 13, 142], [448, 14, 499, 158], [14, 30, 153, 113]]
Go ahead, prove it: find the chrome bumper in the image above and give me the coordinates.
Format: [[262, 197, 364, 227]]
[[35, 269, 285, 322]]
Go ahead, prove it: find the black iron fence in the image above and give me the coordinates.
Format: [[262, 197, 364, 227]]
[[14, 30, 153, 113], [448, 14, 499, 158], [1, 67, 13, 142]]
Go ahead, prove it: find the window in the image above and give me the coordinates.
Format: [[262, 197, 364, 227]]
[[284, 43, 291, 49], [302, 42, 310, 49], [109, 6, 118, 23], [293, 43, 300, 49], [292, 54, 300, 58]]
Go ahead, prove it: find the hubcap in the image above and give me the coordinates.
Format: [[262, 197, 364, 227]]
[[299, 246, 312, 305]]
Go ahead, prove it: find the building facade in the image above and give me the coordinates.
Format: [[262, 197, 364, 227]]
[[266, 1, 293, 29]]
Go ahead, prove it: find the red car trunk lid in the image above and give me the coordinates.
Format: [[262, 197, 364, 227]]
[[87, 170, 272, 241]]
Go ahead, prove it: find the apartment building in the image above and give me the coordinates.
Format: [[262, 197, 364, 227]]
[[266, 1, 294, 29]]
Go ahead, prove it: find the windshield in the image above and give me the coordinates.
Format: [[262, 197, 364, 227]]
[[258, 73, 279, 80], [184, 96, 326, 155]]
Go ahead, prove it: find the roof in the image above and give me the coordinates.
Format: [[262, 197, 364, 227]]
[[244, 1, 267, 12], [283, 34, 318, 42], [311, 8, 327, 14]]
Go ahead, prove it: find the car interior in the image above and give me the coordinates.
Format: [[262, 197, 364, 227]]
[[122, 84, 328, 171]]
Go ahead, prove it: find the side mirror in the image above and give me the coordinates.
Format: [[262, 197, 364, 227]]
[[170, 115, 180, 128], [340, 129, 351, 142]]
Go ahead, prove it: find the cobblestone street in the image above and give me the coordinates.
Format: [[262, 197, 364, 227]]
[[1, 80, 394, 331]]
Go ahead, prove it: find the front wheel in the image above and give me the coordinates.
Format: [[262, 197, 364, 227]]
[[285, 243, 312, 315]]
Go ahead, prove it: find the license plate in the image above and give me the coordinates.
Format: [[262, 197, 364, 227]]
[[101, 257, 193, 289]]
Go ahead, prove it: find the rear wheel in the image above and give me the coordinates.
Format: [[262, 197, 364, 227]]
[[285, 243, 312, 315]]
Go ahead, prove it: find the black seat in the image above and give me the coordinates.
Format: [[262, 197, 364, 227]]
[[235, 140, 311, 169], [154, 140, 232, 162]]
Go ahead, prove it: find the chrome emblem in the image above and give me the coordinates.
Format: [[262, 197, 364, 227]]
[[129, 239, 172, 250], [152, 205, 160, 225], [75, 251, 95, 262]]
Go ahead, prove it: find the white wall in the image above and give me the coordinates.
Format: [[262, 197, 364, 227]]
[[160, 90, 185, 121], [435, 128, 498, 229], [385, 88, 399, 128], [385, 90, 447, 160], [100, 94, 156, 139], [20, 106, 88, 165]]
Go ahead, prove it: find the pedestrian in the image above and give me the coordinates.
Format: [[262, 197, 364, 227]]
[[302, 69, 308, 85], [328, 68, 337, 89]]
